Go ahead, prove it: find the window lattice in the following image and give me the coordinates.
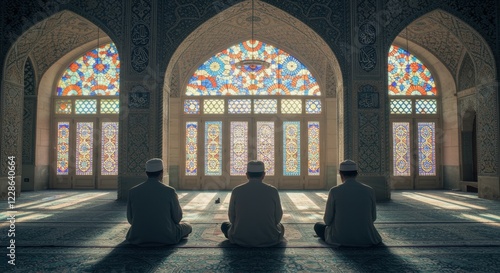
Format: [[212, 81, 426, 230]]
[[57, 122, 70, 175], [100, 99, 120, 114], [76, 122, 94, 175], [75, 99, 97, 114], [55, 99, 73, 114], [257, 122, 275, 175], [390, 99, 412, 114], [282, 99, 302, 114], [308, 122, 320, 175], [101, 122, 119, 175], [205, 121, 222, 175], [283, 121, 301, 176], [254, 99, 277, 114], [393, 122, 411, 176], [184, 99, 200, 114], [230, 122, 248, 175], [418, 122, 436, 176], [228, 99, 252, 114], [203, 99, 225, 114], [185, 122, 198, 175], [306, 99, 322, 114], [416, 99, 437, 114]]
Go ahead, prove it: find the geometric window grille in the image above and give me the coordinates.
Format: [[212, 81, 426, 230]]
[[55, 99, 73, 114], [228, 99, 252, 114], [390, 99, 412, 114], [204, 99, 225, 114], [100, 99, 120, 114], [415, 99, 437, 114], [75, 99, 97, 114], [204, 121, 222, 176], [254, 99, 277, 114], [306, 99, 322, 114], [101, 122, 119, 175], [57, 122, 70, 175], [282, 99, 302, 114]]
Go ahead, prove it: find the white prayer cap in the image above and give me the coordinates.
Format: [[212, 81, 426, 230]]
[[146, 158, 164, 172], [247, 160, 265, 172], [339, 160, 358, 171]]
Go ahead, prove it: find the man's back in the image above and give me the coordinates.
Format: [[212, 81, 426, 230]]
[[126, 179, 183, 245], [228, 180, 283, 247], [324, 179, 381, 246]]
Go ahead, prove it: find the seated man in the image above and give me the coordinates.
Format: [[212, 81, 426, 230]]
[[221, 160, 285, 247], [126, 158, 192, 246], [314, 160, 382, 247]]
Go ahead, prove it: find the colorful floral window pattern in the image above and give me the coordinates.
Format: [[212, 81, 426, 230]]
[[57, 43, 120, 96], [393, 122, 411, 176], [257, 121, 275, 176], [230, 122, 249, 175], [205, 121, 222, 176], [76, 122, 94, 175], [101, 122, 119, 175], [418, 122, 436, 176], [308, 122, 320, 175], [57, 122, 70, 175], [283, 121, 301, 176], [388, 45, 436, 96], [185, 122, 198, 176], [186, 40, 320, 96]]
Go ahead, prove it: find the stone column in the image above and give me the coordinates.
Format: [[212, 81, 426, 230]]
[[348, 0, 390, 201]]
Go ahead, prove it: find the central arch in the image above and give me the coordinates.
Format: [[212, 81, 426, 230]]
[[162, 0, 343, 190]]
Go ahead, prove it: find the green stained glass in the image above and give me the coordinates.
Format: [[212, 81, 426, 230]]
[[100, 99, 119, 114], [75, 99, 97, 114], [55, 99, 73, 114], [204, 99, 224, 114], [282, 99, 302, 114]]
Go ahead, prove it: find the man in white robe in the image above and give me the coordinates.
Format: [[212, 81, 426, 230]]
[[221, 160, 285, 247], [126, 158, 192, 246], [314, 160, 382, 247]]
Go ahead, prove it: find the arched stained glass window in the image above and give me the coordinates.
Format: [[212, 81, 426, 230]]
[[388, 45, 436, 96], [53, 42, 120, 184], [57, 43, 120, 96], [187, 40, 320, 96]]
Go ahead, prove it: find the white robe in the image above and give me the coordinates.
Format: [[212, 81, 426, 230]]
[[126, 178, 185, 245], [228, 179, 284, 247], [323, 178, 382, 246]]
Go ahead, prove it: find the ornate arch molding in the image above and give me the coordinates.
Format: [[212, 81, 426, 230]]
[[398, 10, 496, 85], [0, 10, 112, 175], [163, 0, 342, 100]]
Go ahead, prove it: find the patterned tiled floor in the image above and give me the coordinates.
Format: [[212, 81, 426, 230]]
[[1, 189, 500, 272]]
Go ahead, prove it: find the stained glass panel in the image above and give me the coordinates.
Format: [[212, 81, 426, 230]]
[[184, 99, 200, 114], [418, 122, 436, 176], [390, 99, 412, 114], [205, 121, 222, 176], [100, 99, 119, 114], [204, 99, 225, 114], [57, 122, 70, 175], [306, 99, 322, 114], [283, 121, 300, 176], [76, 122, 93, 175], [185, 122, 198, 176], [55, 99, 73, 114], [257, 121, 275, 175], [57, 43, 120, 96], [282, 99, 302, 114], [254, 99, 277, 114], [416, 99, 437, 114], [101, 122, 118, 175], [388, 45, 436, 96], [393, 122, 411, 176], [228, 99, 252, 114], [230, 122, 248, 175], [308, 122, 320, 175], [186, 40, 320, 96], [75, 99, 97, 114]]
